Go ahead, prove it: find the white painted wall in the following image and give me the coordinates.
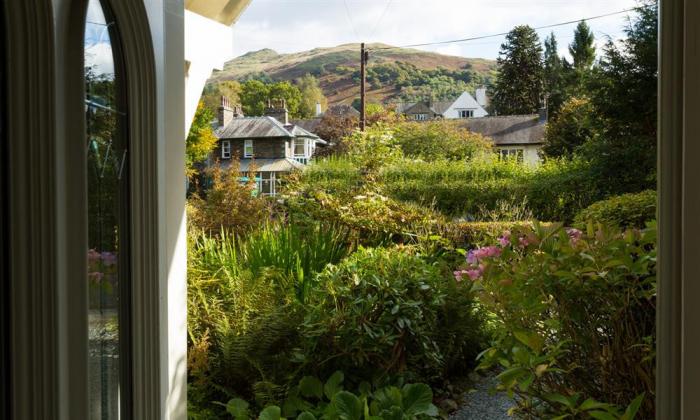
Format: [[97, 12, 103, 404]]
[[184, 10, 235, 133], [443, 91, 489, 118]]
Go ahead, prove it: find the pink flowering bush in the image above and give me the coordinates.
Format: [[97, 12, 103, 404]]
[[457, 222, 656, 419]]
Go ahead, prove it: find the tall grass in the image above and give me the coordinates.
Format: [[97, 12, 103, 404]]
[[192, 222, 350, 303]]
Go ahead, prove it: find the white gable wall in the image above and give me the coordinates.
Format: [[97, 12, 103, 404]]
[[442, 91, 488, 118]]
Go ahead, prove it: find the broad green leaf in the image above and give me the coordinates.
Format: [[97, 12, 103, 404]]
[[588, 411, 617, 420], [496, 366, 528, 385], [226, 398, 250, 420], [579, 398, 611, 411], [372, 386, 402, 412], [401, 383, 434, 415], [259, 406, 282, 420], [544, 393, 575, 408], [621, 393, 645, 420], [296, 412, 316, 420], [513, 330, 544, 353], [332, 391, 363, 420], [324, 371, 345, 400], [299, 376, 324, 400]]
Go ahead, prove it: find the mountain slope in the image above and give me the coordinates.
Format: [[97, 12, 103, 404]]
[[208, 43, 497, 106]]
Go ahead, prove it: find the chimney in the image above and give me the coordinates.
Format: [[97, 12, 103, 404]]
[[265, 98, 289, 125], [315, 101, 323, 117], [218, 96, 234, 127], [475, 86, 488, 108]]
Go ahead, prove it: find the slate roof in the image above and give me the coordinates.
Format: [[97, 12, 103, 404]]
[[326, 104, 360, 118], [220, 158, 306, 173], [459, 115, 546, 145], [291, 118, 323, 133], [214, 116, 325, 143]]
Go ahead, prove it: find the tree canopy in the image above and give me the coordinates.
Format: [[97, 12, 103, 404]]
[[491, 25, 544, 115]]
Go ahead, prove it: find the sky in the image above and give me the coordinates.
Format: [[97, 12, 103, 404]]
[[231, 0, 641, 60], [85, 0, 114, 76]]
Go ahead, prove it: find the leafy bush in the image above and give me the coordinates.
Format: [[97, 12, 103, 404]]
[[574, 190, 656, 229], [444, 221, 546, 249], [223, 372, 439, 420], [301, 247, 485, 383], [541, 97, 595, 158], [392, 120, 491, 161], [456, 222, 656, 418], [188, 162, 272, 236]]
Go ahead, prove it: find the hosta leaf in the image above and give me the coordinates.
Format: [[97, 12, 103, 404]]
[[296, 412, 316, 420], [299, 376, 324, 399], [401, 383, 434, 415], [324, 371, 345, 400], [226, 398, 250, 420], [332, 391, 363, 420], [259, 406, 282, 420]]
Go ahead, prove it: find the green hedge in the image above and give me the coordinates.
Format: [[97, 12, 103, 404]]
[[574, 190, 656, 229], [444, 221, 551, 249]]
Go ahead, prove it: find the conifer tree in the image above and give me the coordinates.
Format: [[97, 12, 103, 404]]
[[491, 25, 544, 115], [543, 32, 566, 115], [569, 20, 596, 70]]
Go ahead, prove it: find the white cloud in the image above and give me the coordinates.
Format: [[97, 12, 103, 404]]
[[85, 42, 114, 76], [231, 0, 640, 60]]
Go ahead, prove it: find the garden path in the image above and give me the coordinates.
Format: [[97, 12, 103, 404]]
[[450, 372, 513, 420]]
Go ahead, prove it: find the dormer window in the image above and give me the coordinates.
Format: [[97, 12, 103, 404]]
[[221, 140, 231, 159], [244, 139, 254, 158], [459, 109, 474, 118]]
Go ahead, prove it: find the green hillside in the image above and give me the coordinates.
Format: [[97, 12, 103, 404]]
[[207, 43, 497, 106]]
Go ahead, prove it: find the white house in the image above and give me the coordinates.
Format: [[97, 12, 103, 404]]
[[396, 88, 489, 120]]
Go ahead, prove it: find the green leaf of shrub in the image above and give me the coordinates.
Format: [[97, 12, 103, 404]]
[[226, 398, 250, 420], [332, 391, 363, 420], [401, 383, 434, 415], [296, 412, 317, 420], [588, 411, 617, 420], [621, 393, 645, 420], [324, 371, 345, 400], [299, 376, 324, 399], [514, 330, 544, 353], [259, 406, 282, 420]]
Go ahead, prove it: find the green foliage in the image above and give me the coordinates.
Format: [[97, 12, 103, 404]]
[[301, 247, 484, 382], [574, 190, 656, 229], [392, 121, 492, 161], [240, 80, 304, 118], [187, 162, 271, 236], [296, 74, 328, 118], [569, 20, 596, 70], [542, 97, 595, 158], [491, 25, 544, 115], [230, 373, 439, 420], [201, 81, 242, 114], [342, 126, 403, 173], [543, 32, 567, 116], [580, 1, 658, 196], [462, 223, 656, 418], [186, 101, 219, 175]]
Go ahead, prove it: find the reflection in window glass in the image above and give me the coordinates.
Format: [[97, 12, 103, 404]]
[[85, 0, 128, 418]]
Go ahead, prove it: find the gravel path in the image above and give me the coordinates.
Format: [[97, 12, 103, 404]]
[[449, 372, 514, 420]]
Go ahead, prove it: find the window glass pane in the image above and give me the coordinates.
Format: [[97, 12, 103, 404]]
[[85, 0, 129, 418]]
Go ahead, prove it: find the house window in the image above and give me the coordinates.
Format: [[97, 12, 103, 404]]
[[459, 109, 474, 118], [85, 0, 131, 417], [244, 139, 254, 158], [221, 140, 231, 159], [414, 113, 428, 121], [294, 138, 306, 157], [258, 172, 278, 196], [498, 148, 524, 162]]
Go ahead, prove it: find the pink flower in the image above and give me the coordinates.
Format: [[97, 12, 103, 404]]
[[101, 251, 117, 267], [498, 231, 511, 247], [88, 249, 101, 263], [566, 228, 583, 245], [88, 271, 104, 282], [518, 236, 530, 248], [454, 270, 464, 282], [466, 250, 478, 265]]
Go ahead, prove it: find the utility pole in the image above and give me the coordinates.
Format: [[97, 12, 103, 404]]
[[360, 42, 368, 131]]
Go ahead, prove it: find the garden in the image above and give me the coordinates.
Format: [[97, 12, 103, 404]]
[[186, 3, 657, 419]]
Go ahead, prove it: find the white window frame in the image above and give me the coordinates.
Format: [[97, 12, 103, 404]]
[[498, 148, 524, 162], [293, 138, 306, 157], [244, 139, 254, 158], [458, 109, 474, 118], [414, 113, 428, 121], [221, 140, 231, 159]]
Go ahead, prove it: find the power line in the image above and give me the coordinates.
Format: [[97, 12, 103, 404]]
[[343, 0, 361, 40], [368, 5, 649, 51], [370, 0, 393, 39]]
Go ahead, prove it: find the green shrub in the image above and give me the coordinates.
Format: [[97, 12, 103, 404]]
[[574, 190, 656, 229], [224, 372, 439, 420], [458, 222, 656, 418], [392, 120, 492, 161], [301, 247, 485, 383], [444, 221, 545, 249]]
